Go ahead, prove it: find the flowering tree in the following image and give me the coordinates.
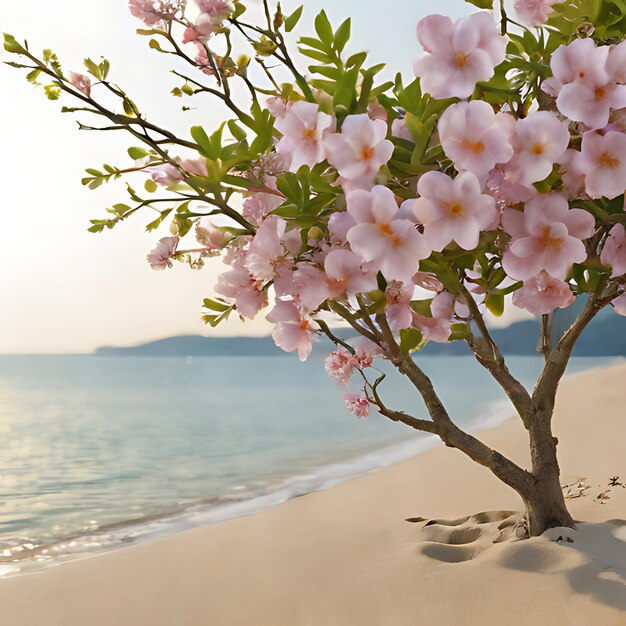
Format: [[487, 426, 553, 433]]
[[5, 0, 626, 536]]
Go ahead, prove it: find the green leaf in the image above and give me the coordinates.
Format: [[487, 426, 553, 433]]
[[3, 34, 25, 54], [314, 10, 334, 47], [284, 5, 304, 32], [464, 0, 494, 8], [334, 18, 351, 54], [400, 328, 423, 354], [227, 120, 247, 141], [203, 298, 231, 313], [146, 209, 173, 232], [144, 179, 158, 193], [190, 125, 213, 158], [83, 57, 102, 80], [128, 147, 148, 160], [485, 293, 505, 317]]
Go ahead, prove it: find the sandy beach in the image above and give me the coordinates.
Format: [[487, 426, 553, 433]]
[[1, 361, 625, 626]]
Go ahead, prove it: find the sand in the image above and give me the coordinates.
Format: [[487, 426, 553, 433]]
[[1, 361, 625, 625]]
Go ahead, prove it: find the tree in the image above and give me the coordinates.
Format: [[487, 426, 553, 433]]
[[5, 0, 626, 536]]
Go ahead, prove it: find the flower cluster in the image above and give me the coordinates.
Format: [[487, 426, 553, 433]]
[[14, 0, 624, 420]]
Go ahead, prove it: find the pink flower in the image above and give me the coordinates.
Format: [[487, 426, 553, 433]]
[[193, 42, 217, 77], [274, 102, 335, 172], [438, 101, 514, 177], [601, 224, 626, 277], [328, 212, 357, 244], [486, 163, 536, 205], [241, 192, 283, 225], [147, 236, 179, 270], [182, 14, 219, 44], [413, 170, 497, 251], [575, 131, 626, 200], [510, 110, 570, 186], [323, 249, 378, 297], [245, 217, 294, 282], [324, 115, 394, 186], [196, 0, 233, 17], [385, 280, 414, 331], [557, 149, 587, 200], [266, 96, 292, 120], [412, 292, 454, 343], [512, 272, 575, 315], [513, 0, 560, 27], [128, 0, 177, 26], [391, 118, 412, 141], [413, 272, 444, 292], [346, 186, 430, 282], [266, 300, 318, 361], [546, 39, 626, 130], [502, 193, 595, 280], [215, 260, 267, 319], [69, 72, 91, 97], [413, 12, 507, 100], [343, 393, 370, 418], [195, 222, 228, 252], [325, 350, 356, 386]]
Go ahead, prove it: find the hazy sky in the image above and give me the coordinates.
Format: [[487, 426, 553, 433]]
[[0, 0, 527, 354]]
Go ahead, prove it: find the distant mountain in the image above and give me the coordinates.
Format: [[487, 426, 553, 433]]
[[96, 306, 626, 357]]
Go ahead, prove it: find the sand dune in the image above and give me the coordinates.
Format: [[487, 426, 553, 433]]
[[1, 362, 625, 625]]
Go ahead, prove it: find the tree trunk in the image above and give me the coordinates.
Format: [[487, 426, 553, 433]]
[[522, 413, 575, 536]]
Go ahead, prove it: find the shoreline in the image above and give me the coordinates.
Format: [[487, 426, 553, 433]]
[[1, 357, 621, 579], [0, 361, 625, 624]]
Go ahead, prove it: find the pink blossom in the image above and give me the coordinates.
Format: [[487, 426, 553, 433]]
[[545, 39, 626, 130], [274, 102, 335, 172], [193, 42, 217, 77], [324, 115, 394, 186], [182, 14, 219, 44], [343, 393, 370, 418], [325, 350, 356, 386], [328, 212, 357, 245], [512, 272, 575, 315], [385, 280, 414, 331], [391, 118, 412, 141], [293, 264, 333, 311], [195, 222, 228, 252], [412, 292, 454, 343], [266, 300, 317, 361], [69, 72, 91, 97], [557, 149, 587, 200], [266, 96, 292, 120], [487, 163, 536, 205], [241, 192, 283, 225], [513, 0, 560, 27], [323, 249, 378, 297], [367, 99, 388, 122], [510, 110, 570, 186], [502, 193, 595, 280], [575, 131, 626, 200], [147, 236, 179, 270], [413, 12, 507, 100], [601, 224, 626, 277], [438, 101, 514, 177], [413, 170, 498, 251], [129, 0, 165, 25], [196, 0, 233, 17], [413, 272, 444, 292], [215, 266, 267, 319], [245, 217, 294, 282], [612, 291, 626, 316], [346, 186, 430, 282]]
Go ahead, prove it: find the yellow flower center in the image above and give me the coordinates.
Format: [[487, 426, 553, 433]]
[[361, 146, 374, 161], [541, 226, 562, 250], [598, 151, 619, 168], [455, 51, 468, 68], [449, 203, 464, 217], [302, 127, 317, 140], [462, 139, 484, 154], [531, 143, 545, 155]]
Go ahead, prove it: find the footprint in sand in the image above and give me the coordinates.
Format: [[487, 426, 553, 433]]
[[411, 510, 526, 563]]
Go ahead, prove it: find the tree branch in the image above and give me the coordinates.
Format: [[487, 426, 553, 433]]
[[460, 286, 536, 428]]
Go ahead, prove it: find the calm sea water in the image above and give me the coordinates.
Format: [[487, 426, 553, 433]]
[[0, 354, 618, 573]]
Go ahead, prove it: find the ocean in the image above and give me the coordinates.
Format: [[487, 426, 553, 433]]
[[0, 354, 619, 575]]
